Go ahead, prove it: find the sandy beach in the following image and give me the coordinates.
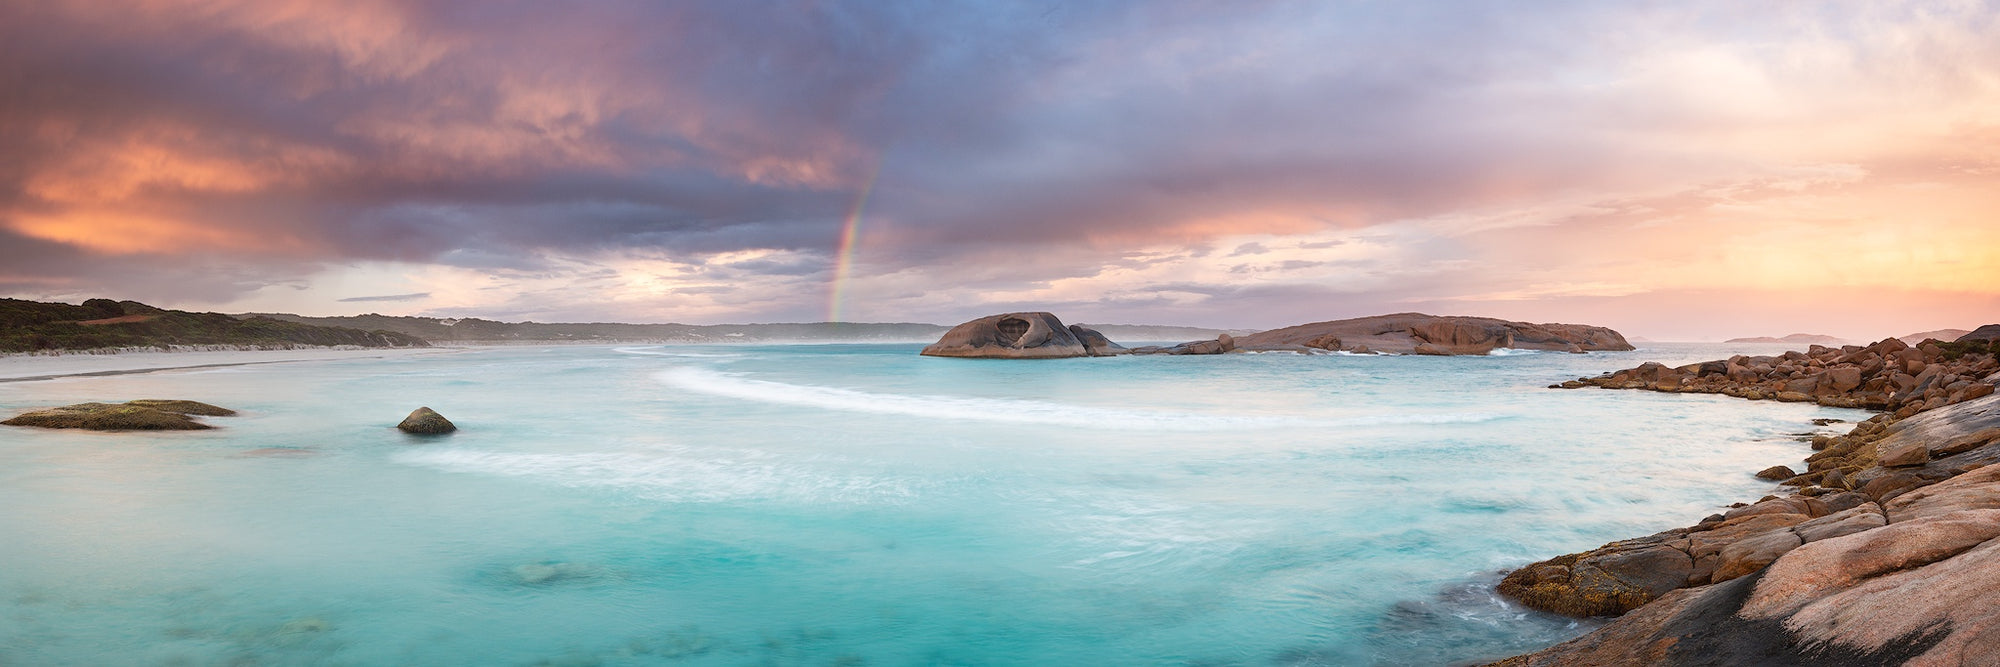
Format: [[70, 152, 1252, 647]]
[[0, 347, 459, 382]]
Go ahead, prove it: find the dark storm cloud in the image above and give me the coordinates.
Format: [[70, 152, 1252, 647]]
[[0, 2, 1620, 272], [5, 0, 1995, 333]]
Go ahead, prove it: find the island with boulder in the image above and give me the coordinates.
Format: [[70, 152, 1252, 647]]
[[1232, 312, 1633, 355], [1485, 327, 2000, 666], [919, 311, 1633, 359], [919, 312, 1129, 358]]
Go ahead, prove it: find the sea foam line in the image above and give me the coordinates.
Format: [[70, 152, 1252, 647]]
[[612, 346, 745, 359], [656, 367, 1504, 430], [393, 447, 918, 504]]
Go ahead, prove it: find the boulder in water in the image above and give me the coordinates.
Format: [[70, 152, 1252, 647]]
[[397, 406, 456, 434], [921, 312, 1102, 359], [1067, 325, 1128, 357]]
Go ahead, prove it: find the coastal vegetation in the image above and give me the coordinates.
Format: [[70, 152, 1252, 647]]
[[0, 299, 427, 353]]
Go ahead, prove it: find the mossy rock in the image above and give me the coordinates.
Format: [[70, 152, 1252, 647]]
[[123, 399, 237, 416], [1497, 543, 1693, 617], [2, 401, 232, 430]]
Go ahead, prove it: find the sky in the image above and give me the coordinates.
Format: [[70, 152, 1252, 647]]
[[2, 1, 1998, 341]]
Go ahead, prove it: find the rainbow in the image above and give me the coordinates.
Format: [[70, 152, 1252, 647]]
[[825, 164, 882, 323]]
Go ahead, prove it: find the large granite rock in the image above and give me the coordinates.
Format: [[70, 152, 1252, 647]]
[[1489, 393, 2000, 665], [1233, 313, 1632, 355], [2, 400, 235, 430], [1490, 477, 2000, 666], [397, 407, 457, 434], [921, 312, 1117, 359], [1066, 325, 1128, 357]]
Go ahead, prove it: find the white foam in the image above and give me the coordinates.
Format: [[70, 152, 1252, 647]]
[[612, 346, 745, 358], [655, 367, 1506, 430], [658, 367, 1306, 430], [393, 446, 918, 504], [1485, 348, 1544, 357]]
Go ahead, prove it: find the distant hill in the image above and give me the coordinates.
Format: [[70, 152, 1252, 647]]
[[0, 299, 427, 353], [243, 313, 954, 344], [1724, 333, 1848, 345], [241, 313, 1242, 345], [1900, 329, 1972, 345]]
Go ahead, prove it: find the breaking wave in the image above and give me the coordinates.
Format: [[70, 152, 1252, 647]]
[[656, 367, 1504, 430]]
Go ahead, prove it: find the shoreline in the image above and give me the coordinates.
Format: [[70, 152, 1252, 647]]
[[1486, 337, 2000, 665], [0, 346, 460, 383]]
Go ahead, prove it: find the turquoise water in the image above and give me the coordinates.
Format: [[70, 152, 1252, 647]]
[[0, 343, 1863, 665]]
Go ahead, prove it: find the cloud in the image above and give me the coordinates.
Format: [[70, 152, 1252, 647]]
[[337, 292, 431, 303], [0, 1, 1995, 337], [1227, 242, 1270, 257]]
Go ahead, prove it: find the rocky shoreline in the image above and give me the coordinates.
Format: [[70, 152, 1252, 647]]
[[1486, 330, 2000, 666]]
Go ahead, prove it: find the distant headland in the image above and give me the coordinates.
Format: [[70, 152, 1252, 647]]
[[1, 298, 425, 353], [0, 298, 1240, 353], [1723, 333, 1848, 346]]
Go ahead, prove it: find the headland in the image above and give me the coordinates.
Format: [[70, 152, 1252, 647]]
[[1486, 329, 2000, 666]]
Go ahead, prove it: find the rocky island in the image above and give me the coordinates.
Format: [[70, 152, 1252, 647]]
[[1231, 313, 1634, 355], [921, 311, 1633, 359], [918, 312, 1128, 358], [1488, 328, 2000, 666]]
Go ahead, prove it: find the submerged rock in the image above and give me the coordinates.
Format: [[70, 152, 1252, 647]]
[[2, 400, 234, 430], [272, 617, 332, 646], [508, 561, 603, 586], [238, 447, 316, 458], [921, 312, 1102, 358], [397, 406, 457, 434]]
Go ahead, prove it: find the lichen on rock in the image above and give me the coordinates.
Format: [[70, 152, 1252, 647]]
[[2, 399, 235, 430]]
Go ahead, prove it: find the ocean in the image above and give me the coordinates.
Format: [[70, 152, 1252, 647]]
[[0, 342, 1864, 665]]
